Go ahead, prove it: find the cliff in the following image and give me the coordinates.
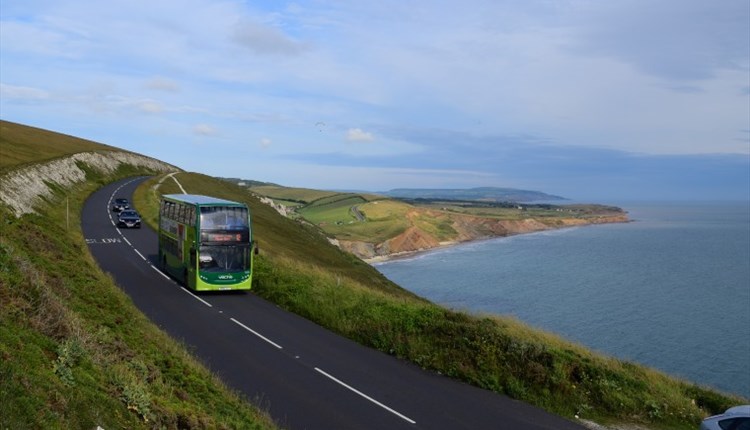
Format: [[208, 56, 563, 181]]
[[338, 210, 629, 262]]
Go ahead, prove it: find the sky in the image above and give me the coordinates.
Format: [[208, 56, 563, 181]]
[[1, 0, 748, 202]]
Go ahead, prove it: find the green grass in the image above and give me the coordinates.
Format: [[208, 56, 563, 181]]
[[0, 128, 274, 428], [249, 185, 338, 203], [0, 120, 121, 172], [3, 121, 746, 429], [297, 194, 366, 225], [133, 172, 411, 297], [248, 254, 744, 429], [136, 172, 747, 429]]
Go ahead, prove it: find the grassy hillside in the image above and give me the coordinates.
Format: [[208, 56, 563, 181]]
[[251, 184, 629, 259], [2, 121, 745, 429], [140, 174, 745, 429], [0, 122, 275, 429], [0, 120, 122, 172]]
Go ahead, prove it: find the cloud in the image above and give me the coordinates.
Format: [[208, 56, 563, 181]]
[[145, 77, 180, 92], [346, 128, 374, 142], [193, 123, 217, 136], [260, 137, 272, 148], [231, 19, 309, 56], [567, 0, 750, 81], [136, 100, 163, 114], [0, 83, 49, 101]]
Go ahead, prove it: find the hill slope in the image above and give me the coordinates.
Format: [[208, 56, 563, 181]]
[[2, 121, 744, 429], [383, 187, 566, 202], [0, 121, 275, 429], [248, 184, 627, 261]]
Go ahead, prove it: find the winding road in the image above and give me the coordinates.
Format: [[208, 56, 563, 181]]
[[82, 176, 585, 430]]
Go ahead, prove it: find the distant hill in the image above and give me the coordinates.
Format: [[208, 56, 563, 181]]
[[382, 187, 566, 202], [220, 177, 279, 187]]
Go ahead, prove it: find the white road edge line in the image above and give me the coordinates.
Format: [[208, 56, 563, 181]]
[[122, 237, 132, 246], [230, 318, 283, 349], [151, 265, 172, 280], [180, 287, 213, 308], [133, 249, 146, 261], [314, 367, 417, 424]]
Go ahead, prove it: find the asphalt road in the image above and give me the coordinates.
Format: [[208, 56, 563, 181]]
[[82, 176, 586, 430]]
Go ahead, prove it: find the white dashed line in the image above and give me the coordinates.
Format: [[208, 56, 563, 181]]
[[151, 265, 172, 280], [314, 367, 416, 424], [180, 287, 213, 308], [230, 318, 283, 349], [133, 249, 146, 261]]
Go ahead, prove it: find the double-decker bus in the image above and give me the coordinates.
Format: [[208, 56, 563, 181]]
[[158, 194, 256, 291]]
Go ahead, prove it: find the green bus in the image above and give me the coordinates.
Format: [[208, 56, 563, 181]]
[[158, 194, 257, 291]]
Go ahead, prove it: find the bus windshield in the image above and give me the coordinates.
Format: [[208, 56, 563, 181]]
[[200, 206, 248, 230], [199, 245, 251, 272]]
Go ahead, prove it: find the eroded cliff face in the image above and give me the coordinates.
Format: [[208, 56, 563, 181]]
[[338, 211, 629, 261], [0, 151, 177, 217]]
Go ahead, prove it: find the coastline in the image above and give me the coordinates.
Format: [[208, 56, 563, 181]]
[[364, 240, 459, 264], [364, 215, 630, 264]]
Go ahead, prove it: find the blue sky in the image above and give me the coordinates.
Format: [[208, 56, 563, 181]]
[[1, 0, 748, 202]]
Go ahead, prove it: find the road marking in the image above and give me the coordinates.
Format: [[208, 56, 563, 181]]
[[314, 367, 416, 424], [123, 237, 132, 246], [134, 249, 146, 261], [230, 318, 283, 349], [151, 265, 172, 280], [180, 287, 213, 308]]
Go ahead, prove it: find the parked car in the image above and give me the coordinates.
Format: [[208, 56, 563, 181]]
[[112, 198, 130, 212], [700, 405, 750, 430], [117, 210, 141, 229]]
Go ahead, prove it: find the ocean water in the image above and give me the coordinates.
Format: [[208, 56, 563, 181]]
[[374, 202, 750, 398]]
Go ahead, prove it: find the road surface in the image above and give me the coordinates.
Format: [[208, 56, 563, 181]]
[[82, 176, 586, 430]]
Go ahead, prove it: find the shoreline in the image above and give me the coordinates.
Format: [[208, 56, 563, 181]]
[[365, 240, 459, 264], [364, 217, 631, 265]]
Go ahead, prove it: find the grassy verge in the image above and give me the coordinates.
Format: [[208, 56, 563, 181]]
[[137, 172, 746, 429], [0, 164, 275, 429]]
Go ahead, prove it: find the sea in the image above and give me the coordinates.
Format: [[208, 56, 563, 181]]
[[373, 201, 750, 398]]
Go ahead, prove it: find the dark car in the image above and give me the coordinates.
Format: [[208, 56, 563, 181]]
[[117, 210, 141, 228], [112, 198, 130, 212]]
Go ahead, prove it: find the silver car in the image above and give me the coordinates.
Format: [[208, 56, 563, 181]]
[[700, 405, 750, 430]]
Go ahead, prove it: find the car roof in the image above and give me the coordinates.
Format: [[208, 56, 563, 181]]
[[725, 405, 750, 415]]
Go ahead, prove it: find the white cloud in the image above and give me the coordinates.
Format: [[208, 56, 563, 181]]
[[193, 123, 217, 136], [137, 100, 163, 114], [1, 0, 748, 198], [145, 77, 180, 92], [0, 83, 49, 101], [231, 19, 309, 56], [346, 128, 374, 142]]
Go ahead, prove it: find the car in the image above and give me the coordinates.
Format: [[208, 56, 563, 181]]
[[700, 405, 750, 430], [112, 198, 130, 212], [117, 210, 141, 229]]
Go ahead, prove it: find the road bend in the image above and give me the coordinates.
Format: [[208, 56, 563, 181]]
[[82, 176, 586, 430]]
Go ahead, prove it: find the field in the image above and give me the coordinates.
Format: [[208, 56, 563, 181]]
[[251, 186, 628, 250]]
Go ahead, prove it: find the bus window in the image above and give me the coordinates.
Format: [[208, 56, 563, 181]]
[[200, 207, 248, 230]]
